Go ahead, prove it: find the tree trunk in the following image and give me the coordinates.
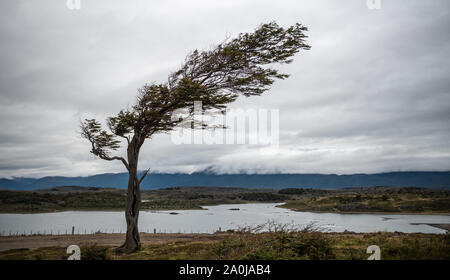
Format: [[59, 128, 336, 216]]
[[116, 141, 141, 253]]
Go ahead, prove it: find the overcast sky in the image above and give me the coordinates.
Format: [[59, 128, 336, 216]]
[[0, 0, 449, 178]]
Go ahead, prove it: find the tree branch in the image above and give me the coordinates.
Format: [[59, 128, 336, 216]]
[[99, 154, 130, 171], [117, 134, 131, 145], [138, 168, 151, 185], [88, 141, 130, 171]]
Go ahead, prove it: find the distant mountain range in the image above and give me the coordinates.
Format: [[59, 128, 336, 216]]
[[0, 171, 449, 190]]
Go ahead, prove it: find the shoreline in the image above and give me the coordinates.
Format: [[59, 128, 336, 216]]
[[411, 223, 450, 231], [1, 202, 449, 216], [276, 204, 450, 216]]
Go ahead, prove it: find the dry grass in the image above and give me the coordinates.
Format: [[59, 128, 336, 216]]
[[0, 227, 448, 260]]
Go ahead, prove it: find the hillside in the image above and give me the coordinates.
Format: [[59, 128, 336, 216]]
[[0, 171, 450, 190]]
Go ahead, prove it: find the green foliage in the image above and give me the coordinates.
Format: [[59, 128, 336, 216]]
[[172, 22, 310, 98], [81, 119, 121, 149], [80, 119, 124, 163], [107, 110, 137, 137]]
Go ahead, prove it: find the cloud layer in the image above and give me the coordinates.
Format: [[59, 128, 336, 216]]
[[0, 0, 449, 177]]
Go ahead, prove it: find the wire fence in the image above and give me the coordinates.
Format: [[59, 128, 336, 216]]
[[0, 227, 224, 236]]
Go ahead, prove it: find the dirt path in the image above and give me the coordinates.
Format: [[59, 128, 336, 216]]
[[0, 233, 229, 252]]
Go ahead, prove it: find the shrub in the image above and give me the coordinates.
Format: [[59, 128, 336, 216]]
[[81, 246, 111, 260]]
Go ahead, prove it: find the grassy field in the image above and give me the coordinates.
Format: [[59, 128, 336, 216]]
[[280, 187, 450, 214], [0, 231, 448, 260], [0, 186, 449, 214]]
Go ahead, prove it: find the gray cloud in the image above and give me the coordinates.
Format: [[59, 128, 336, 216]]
[[0, 0, 449, 177]]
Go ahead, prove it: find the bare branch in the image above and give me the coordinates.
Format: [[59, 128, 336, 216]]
[[98, 153, 130, 171], [138, 168, 151, 184]]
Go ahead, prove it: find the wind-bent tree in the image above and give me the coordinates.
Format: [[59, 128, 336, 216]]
[[80, 22, 310, 252]]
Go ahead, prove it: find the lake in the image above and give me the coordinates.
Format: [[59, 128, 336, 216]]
[[0, 203, 449, 235]]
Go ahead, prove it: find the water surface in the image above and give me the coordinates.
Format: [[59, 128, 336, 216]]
[[0, 203, 448, 235]]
